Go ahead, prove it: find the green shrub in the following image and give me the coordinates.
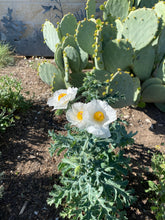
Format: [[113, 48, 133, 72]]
[[48, 122, 136, 219], [0, 74, 31, 132], [146, 152, 165, 220], [0, 107, 14, 132], [0, 42, 14, 68], [0, 74, 31, 110]]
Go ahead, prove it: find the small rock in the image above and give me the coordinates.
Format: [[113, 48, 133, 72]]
[[145, 118, 151, 124], [34, 211, 39, 215], [123, 115, 129, 119]]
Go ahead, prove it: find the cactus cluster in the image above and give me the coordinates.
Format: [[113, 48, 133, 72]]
[[39, 13, 89, 91], [39, 0, 165, 112]]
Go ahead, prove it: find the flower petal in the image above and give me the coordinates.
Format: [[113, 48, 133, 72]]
[[66, 102, 87, 128], [47, 87, 78, 110], [86, 125, 111, 138]]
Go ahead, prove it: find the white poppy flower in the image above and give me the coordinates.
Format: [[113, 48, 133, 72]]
[[47, 87, 78, 110], [66, 102, 87, 129], [84, 99, 117, 138]]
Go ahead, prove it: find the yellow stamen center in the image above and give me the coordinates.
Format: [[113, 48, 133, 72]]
[[77, 111, 83, 120], [58, 93, 67, 101], [94, 111, 104, 122]]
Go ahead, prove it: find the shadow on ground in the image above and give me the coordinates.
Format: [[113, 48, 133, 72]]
[[0, 173, 63, 220], [0, 102, 67, 220], [125, 143, 160, 220]]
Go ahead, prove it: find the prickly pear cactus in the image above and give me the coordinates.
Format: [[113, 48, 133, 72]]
[[40, 0, 165, 112], [39, 11, 89, 91]]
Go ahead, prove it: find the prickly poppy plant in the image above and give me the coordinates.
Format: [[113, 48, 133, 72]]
[[46, 78, 136, 219]]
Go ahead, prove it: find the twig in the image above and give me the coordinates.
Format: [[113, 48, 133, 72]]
[[19, 201, 28, 215]]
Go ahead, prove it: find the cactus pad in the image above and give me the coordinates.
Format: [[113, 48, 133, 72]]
[[38, 62, 65, 91], [154, 1, 165, 25], [109, 71, 135, 108], [91, 68, 113, 95], [86, 0, 96, 20], [141, 77, 163, 91], [153, 59, 165, 84], [43, 21, 60, 53], [122, 8, 159, 50], [154, 103, 165, 112], [70, 72, 85, 87], [156, 27, 165, 63], [79, 48, 88, 70], [142, 84, 165, 103], [92, 68, 111, 82], [133, 45, 155, 81], [115, 19, 123, 39], [62, 35, 78, 50], [54, 44, 64, 73], [139, 0, 160, 9], [103, 39, 134, 73], [64, 46, 81, 73], [103, 0, 130, 21], [76, 19, 96, 55], [58, 13, 77, 38], [101, 23, 117, 48]]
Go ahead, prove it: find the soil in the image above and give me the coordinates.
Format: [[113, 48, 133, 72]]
[[0, 57, 165, 220]]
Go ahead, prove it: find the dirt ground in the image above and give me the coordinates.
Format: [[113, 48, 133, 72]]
[[0, 57, 165, 220]]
